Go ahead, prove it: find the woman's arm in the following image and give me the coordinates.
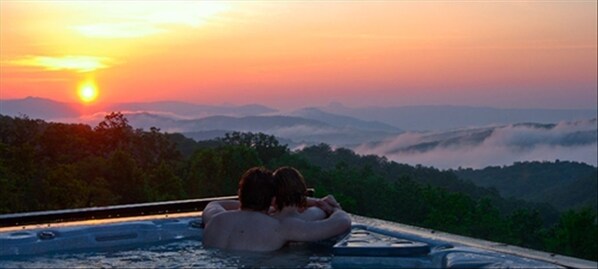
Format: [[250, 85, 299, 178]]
[[298, 206, 327, 221], [282, 208, 351, 242], [306, 195, 342, 216]]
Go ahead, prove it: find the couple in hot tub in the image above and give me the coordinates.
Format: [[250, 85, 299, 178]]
[[202, 166, 351, 251]]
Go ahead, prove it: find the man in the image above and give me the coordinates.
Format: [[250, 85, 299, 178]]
[[202, 167, 351, 252]]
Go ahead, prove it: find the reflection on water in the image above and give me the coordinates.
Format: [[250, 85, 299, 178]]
[[230, 241, 334, 268], [0, 240, 334, 269]]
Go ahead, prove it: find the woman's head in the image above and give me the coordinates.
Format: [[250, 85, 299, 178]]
[[273, 166, 307, 210], [238, 167, 275, 211]]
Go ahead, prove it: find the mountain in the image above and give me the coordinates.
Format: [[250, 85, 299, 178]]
[[110, 112, 399, 147], [4, 97, 596, 132], [107, 101, 277, 117], [0, 97, 80, 119], [289, 107, 401, 132], [455, 161, 598, 212], [321, 103, 598, 131], [534, 169, 598, 211], [0, 97, 278, 120]]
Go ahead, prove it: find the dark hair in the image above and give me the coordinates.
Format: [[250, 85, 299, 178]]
[[273, 167, 307, 210], [239, 167, 275, 211]]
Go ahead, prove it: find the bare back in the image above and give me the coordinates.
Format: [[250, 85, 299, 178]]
[[203, 210, 287, 252], [202, 200, 351, 252]]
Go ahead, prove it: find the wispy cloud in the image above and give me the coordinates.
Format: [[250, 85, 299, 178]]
[[8, 55, 117, 72], [69, 2, 229, 39], [72, 23, 164, 39]]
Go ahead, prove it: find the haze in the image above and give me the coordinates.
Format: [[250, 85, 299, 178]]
[[1, 1, 597, 110]]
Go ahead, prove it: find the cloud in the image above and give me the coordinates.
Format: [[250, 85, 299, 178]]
[[354, 120, 598, 169], [69, 2, 229, 39], [72, 23, 165, 39], [9, 55, 117, 72]]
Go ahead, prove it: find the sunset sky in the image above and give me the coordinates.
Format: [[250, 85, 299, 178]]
[[1, 1, 596, 110]]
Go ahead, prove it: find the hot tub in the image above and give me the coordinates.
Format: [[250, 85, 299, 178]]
[[1, 214, 203, 257], [0, 212, 334, 268], [1, 201, 596, 268]]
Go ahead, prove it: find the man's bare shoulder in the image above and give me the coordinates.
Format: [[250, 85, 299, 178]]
[[204, 210, 286, 251], [206, 210, 277, 229]]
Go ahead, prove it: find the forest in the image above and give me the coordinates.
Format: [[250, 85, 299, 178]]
[[0, 113, 596, 261]]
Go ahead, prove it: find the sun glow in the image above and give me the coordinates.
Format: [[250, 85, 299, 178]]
[[11, 55, 114, 73], [70, 2, 230, 39], [78, 81, 99, 103]]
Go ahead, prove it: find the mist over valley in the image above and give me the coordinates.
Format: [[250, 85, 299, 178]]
[[1, 97, 596, 169]]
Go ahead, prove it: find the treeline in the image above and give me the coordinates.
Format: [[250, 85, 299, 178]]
[[455, 161, 597, 212], [0, 113, 596, 261]]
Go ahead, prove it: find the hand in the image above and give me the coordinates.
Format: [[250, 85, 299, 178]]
[[314, 199, 334, 215], [313, 195, 341, 216], [321, 195, 341, 209]]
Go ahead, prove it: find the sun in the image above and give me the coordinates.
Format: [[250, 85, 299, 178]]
[[77, 81, 99, 103]]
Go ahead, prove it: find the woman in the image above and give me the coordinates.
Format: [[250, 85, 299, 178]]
[[271, 166, 342, 221]]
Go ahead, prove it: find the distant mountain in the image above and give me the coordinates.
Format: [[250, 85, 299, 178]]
[[107, 101, 277, 117], [85, 111, 400, 147], [321, 103, 598, 131], [534, 169, 598, 211], [455, 161, 598, 212], [0, 97, 79, 119], [0, 97, 278, 120], [4, 97, 596, 132], [289, 107, 401, 132]]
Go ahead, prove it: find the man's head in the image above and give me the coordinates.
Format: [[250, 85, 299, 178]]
[[238, 167, 275, 211], [273, 166, 307, 210]]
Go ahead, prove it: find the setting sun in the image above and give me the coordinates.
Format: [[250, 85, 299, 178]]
[[77, 81, 98, 103]]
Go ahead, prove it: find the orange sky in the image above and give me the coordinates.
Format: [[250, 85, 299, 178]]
[[1, 1, 596, 110]]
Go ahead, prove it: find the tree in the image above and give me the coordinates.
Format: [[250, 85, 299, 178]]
[[145, 161, 184, 201], [184, 145, 262, 198], [105, 149, 144, 203], [93, 112, 134, 154], [506, 208, 544, 249], [220, 132, 288, 165], [41, 164, 88, 210], [545, 208, 598, 260]]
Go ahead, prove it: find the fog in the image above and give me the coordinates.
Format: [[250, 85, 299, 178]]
[[354, 120, 597, 169], [72, 110, 597, 170]]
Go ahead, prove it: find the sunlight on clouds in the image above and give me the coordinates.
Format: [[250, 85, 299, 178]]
[[141, 2, 228, 26], [73, 23, 165, 39], [10, 55, 116, 73], [70, 1, 229, 39]]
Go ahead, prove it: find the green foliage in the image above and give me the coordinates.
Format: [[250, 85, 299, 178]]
[[455, 161, 597, 212], [0, 114, 596, 261], [219, 131, 288, 166], [291, 144, 596, 261], [145, 161, 184, 201], [505, 209, 545, 249], [184, 145, 262, 198], [0, 113, 185, 209], [544, 208, 598, 261]]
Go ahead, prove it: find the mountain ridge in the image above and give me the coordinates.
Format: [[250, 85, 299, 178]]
[[320, 103, 597, 131], [3, 97, 596, 132]]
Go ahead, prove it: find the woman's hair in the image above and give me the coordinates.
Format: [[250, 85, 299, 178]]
[[273, 166, 307, 210], [238, 167, 275, 211]]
